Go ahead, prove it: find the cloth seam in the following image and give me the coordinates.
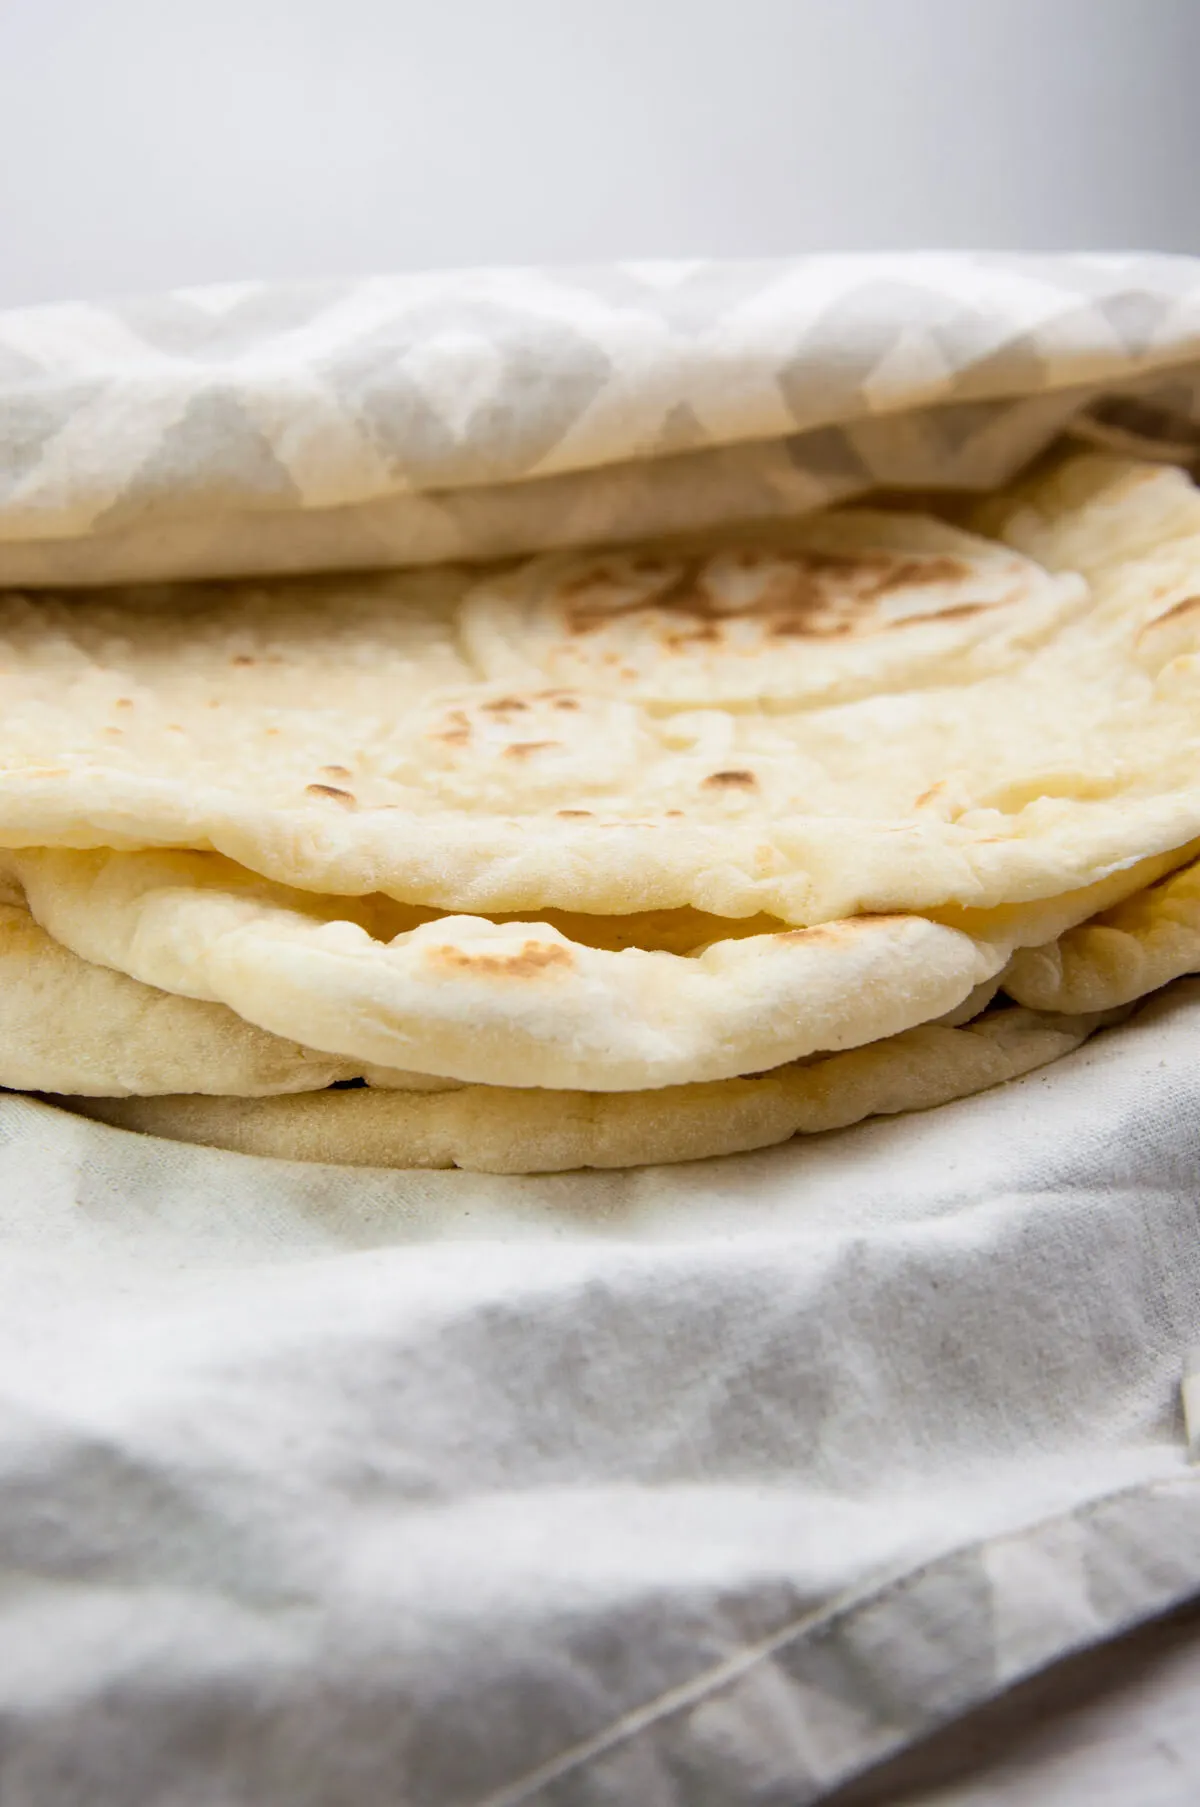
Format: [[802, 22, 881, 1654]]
[[470, 1468, 1200, 1807]]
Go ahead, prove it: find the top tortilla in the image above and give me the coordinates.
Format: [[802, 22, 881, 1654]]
[[0, 452, 1199, 924]]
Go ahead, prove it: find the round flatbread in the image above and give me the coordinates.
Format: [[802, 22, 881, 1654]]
[[1, 456, 1200, 928], [7, 844, 1181, 1090], [58, 1003, 1127, 1174]]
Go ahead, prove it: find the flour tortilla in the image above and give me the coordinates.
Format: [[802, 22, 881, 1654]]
[[0, 873, 1005, 1103], [2, 458, 1200, 926], [57, 1003, 1128, 1174], [0, 897, 449, 1097], [968, 449, 1200, 578], [1005, 853, 1200, 1014], [7, 843, 1187, 1090]]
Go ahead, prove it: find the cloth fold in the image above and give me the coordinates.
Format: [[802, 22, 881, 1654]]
[[5, 252, 1200, 584]]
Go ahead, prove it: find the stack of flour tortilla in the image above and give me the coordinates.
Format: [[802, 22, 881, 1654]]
[[4, 448, 1200, 1172]]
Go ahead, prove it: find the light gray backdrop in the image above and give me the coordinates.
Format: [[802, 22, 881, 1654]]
[[0, 0, 1197, 308]]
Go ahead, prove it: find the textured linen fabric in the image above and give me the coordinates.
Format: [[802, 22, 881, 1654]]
[[827, 1599, 1200, 1805], [1, 982, 1199, 1804]]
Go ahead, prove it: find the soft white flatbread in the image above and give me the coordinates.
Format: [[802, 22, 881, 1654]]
[[1, 457, 1200, 930], [59, 1004, 1127, 1174]]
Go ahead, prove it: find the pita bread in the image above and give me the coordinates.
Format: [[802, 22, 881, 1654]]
[[968, 448, 1200, 577], [0, 896, 448, 1097], [6, 844, 1184, 1089], [1005, 853, 1200, 1014], [1, 458, 1200, 928], [0, 874, 1007, 1103], [56, 1003, 1127, 1174]]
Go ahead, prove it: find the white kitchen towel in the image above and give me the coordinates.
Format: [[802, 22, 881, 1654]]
[[4, 252, 1200, 585], [0, 980, 1199, 1804]]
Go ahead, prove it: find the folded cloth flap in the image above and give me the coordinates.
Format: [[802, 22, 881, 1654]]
[[5, 253, 1200, 585]]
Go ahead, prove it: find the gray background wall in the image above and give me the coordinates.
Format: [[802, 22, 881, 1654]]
[[0, 0, 1197, 308]]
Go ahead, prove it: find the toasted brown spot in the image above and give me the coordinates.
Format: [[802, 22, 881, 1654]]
[[102, 727, 123, 738], [431, 708, 472, 747], [305, 783, 357, 808], [115, 697, 133, 709], [779, 914, 905, 943], [320, 764, 352, 779], [430, 938, 573, 978], [904, 600, 988, 626], [702, 769, 758, 790], [665, 809, 684, 817], [865, 555, 971, 596], [1143, 594, 1200, 632], [766, 613, 853, 640], [565, 547, 983, 642], [553, 697, 581, 710], [232, 654, 255, 666], [482, 696, 530, 714], [557, 809, 593, 818], [503, 740, 559, 759], [914, 782, 946, 809], [665, 624, 721, 650], [560, 557, 675, 599], [265, 727, 280, 736]]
